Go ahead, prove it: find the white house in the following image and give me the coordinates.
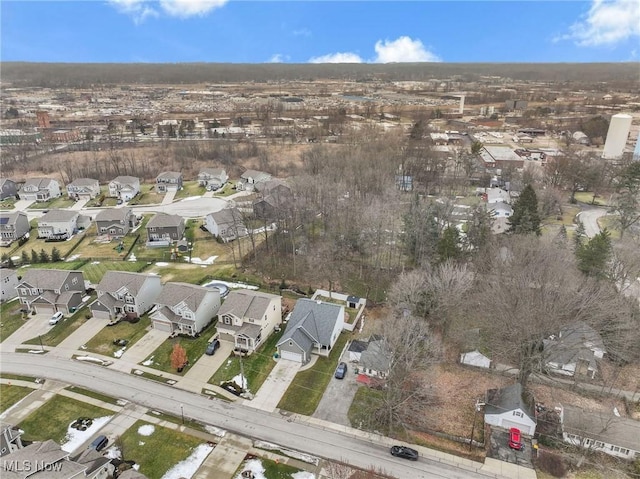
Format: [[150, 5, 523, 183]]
[[108, 176, 140, 201], [484, 383, 537, 436], [151, 282, 220, 336], [66, 178, 100, 200], [204, 208, 247, 242], [198, 167, 228, 191], [37, 209, 79, 240], [237, 169, 272, 192], [19, 177, 61, 202], [1, 269, 19, 302], [90, 271, 162, 320], [460, 350, 492, 369], [217, 290, 282, 353], [561, 405, 639, 460], [277, 298, 345, 364]]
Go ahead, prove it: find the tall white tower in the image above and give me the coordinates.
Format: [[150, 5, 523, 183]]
[[458, 95, 465, 115], [602, 113, 632, 159]]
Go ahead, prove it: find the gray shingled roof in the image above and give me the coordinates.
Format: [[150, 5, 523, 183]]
[[20, 269, 83, 291], [208, 207, 244, 229], [118, 470, 150, 479], [0, 211, 25, 226], [199, 167, 225, 176], [96, 207, 131, 222], [563, 405, 640, 453], [96, 271, 153, 295], [157, 282, 213, 312], [278, 298, 342, 348], [157, 171, 182, 180], [241, 169, 271, 182], [147, 213, 184, 228], [485, 383, 535, 420], [1, 440, 78, 479], [111, 175, 139, 185], [359, 339, 392, 373], [218, 290, 279, 320], [39, 209, 79, 222], [67, 178, 98, 187], [23, 177, 56, 189]]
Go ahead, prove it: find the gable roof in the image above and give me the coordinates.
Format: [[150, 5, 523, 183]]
[[208, 208, 244, 228], [157, 171, 182, 180], [22, 177, 57, 189], [218, 290, 279, 320], [147, 213, 184, 229], [559, 321, 605, 352], [348, 339, 368, 353], [95, 207, 132, 222], [199, 167, 225, 177], [110, 175, 139, 185], [241, 169, 271, 182], [67, 178, 98, 187], [278, 298, 342, 348], [485, 383, 535, 420], [39, 209, 79, 223], [19, 269, 83, 291], [96, 271, 156, 295], [0, 211, 27, 226], [563, 405, 640, 452], [157, 282, 214, 311], [359, 338, 392, 373]]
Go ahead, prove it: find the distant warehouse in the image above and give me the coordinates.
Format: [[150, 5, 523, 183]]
[[479, 146, 525, 169]]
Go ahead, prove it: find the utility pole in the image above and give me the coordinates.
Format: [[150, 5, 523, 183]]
[[239, 354, 246, 392], [180, 404, 184, 425], [39, 335, 44, 352]]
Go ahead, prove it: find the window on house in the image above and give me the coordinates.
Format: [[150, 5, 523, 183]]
[[594, 441, 604, 448], [64, 284, 69, 291], [224, 317, 231, 325], [71, 277, 78, 285], [513, 411, 523, 418]]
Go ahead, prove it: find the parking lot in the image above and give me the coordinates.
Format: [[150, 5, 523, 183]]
[[313, 351, 359, 426], [486, 427, 534, 469]]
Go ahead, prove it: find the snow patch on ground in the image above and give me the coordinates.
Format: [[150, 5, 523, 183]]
[[137, 424, 155, 436], [142, 356, 154, 366], [91, 261, 100, 265], [105, 446, 122, 460], [66, 254, 81, 262], [61, 416, 112, 453], [114, 347, 126, 358], [155, 262, 169, 266], [253, 441, 319, 465], [232, 374, 247, 389], [128, 253, 137, 262], [28, 350, 46, 354], [189, 256, 217, 265], [75, 356, 108, 365], [235, 459, 266, 479], [202, 279, 259, 291], [292, 472, 316, 479], [179, 196, 202, 202], [204, 425, 226, 437], [161, 443, 213, 479]]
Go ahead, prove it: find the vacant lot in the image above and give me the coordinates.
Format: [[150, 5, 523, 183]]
[[0, 384, 33, 412]]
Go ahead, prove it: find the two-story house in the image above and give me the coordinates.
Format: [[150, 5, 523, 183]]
[[197, 167, 228, 191], [37, 209, 80, 240], [18, 177, 61, 202], [0, 178, 18, 200], [236, 169, 272, 192], [151, 282, 221, 336], [16, 269, 85, 315], [155, 171, 183, 193], [66, 178, 100, 200], [204, 207, 247, 243], [90, 271, 162, 320], [1, 269, 19, 303], [217, 290, 282, 354], [0, 211, 30, 246], [108, 176, 140, 201], [146, 213, 185, 245], [95, 207, 138, 238]]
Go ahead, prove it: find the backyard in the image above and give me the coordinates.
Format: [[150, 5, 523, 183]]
[[18, 395, 112, 444], [315, 295, 359, 324], [10, 230, 87, 260], [277, 333, 350, 415], [84, 315, 151, 356], [209, 328, 285, 394], [129, 185, 164, 206], [0, 384, 33, 412]]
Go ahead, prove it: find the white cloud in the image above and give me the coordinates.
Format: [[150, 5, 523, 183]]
[[308, 36, 440, 64], [373, 36, 440, 63], [109, 0, 158, 24], [309, 52, 364, 63], [268, 53, 290, 63], [159, 0, 228, 18], [562, 0, 640, 46]]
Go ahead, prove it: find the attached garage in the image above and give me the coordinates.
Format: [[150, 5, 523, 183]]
[[484, 383, 537, 436], [280, 350, 303, 363], [153, 320, 172, 333], [34, 303, 55, 316]]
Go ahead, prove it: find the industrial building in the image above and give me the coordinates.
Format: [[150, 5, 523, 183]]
[[602, 113, 632, 159]]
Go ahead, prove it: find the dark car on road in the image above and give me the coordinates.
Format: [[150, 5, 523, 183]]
[[205, 339, 221, 356], [334, 362, 347, 379], [390, 445, 419, 461]]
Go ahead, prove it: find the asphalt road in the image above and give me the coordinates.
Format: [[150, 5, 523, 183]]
[[0, 353, 498, 479], [577, 206, 608, 238]]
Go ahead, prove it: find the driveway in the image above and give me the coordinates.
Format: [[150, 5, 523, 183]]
[[248, 358, 300, 412], [175, 340, 234, 393], [116, 328, 169, 365], [50, 317, 109, 359], [486, 427, 533, 469], [11, 199, 34, 211], [313, 352, 359, 426], [1, 314, 57, 350], [161, 190, 177, 205], [577, 207, 608, 237], [69, 199, 89, 211]]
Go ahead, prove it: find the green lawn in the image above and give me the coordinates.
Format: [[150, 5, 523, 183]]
[[213, 182, 236, 197], [27, 196, 75, 210], [0, 384, 34, 412], [209, 328, 284, 394], [574, 192, 611, 206], [23, 297, 96, 347], [18, 395, 112, 444], [142, 323, 217, 375], [277, 333, 350, 415], [175, 181, 205, 199], [129, 185, 164, 206], [75, 225, 138, 259], [0, 300, 28, 343], [119, 420, 205, 479], [16, 260, 148, 284], [66, 386, 120, 405], [236, 458, 302, 479], [348, 386, 384, 430], [84, 315, 150, 356], [12, 231, 87, 260], [597, 215, 622, 239], [0, 198, 16, 210]]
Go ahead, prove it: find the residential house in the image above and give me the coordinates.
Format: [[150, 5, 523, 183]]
[[0, 178, 18, 200], [1, 439, 114, 479], [217, 290, 282, 353], [561, 405, 639, 460], [1, 269, 19, 303], [37, 209, 79, 240], [16, 269, 85, 315], [205, 208, 247, 243], [198, 167, 228, 191], [348, 339, 368, 362], [146, 213, 185, 245], [66, 178, 100, 200], [108, 176, 140, 201], [151, 282, 220, 336], [359, 336, 392, 378], [489, 202, 513, 218], [544, 322, 606, 379], [253, 180, 293, 220], [18, 177, 61, 202], [0, 211, 29, 246], [236, 169, 272, 192], [90, 271, 162, 320], [0, 423, 24, 457], [484, 383, 537, 436], [95, 207, 138, 238], [156, 171, 183, 193], [277, 298, 345, 364]]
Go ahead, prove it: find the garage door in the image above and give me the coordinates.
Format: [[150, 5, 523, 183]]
[[501, 419, 527, 433], [153, 321, 172, 333], [92, 310, 111, 320], [35, 304, 55, 315], [280, 350, 303, 363]]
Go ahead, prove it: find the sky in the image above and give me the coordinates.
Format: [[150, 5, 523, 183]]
[[1, 0, 638, 63]]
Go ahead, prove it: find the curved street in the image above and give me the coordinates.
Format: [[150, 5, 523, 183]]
[[0, 352, 505, 479]]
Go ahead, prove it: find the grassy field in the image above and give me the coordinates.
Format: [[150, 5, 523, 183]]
[[18, 395, 112, 444], [236, 458, 302, 479], [574, 192, 611, 206], [84, 315, 151, 356], [597, 215, 622, 239], [17, 260, 149, 284], [119, 420, 205, 479], [27, 196, 75, 210], [277, 333, 350, 415], [542, 204, 580, 227], [348, 386, 383, 430], [66, 386, 120, 405], [209, 328, 284, 394], [129, 185, 164, 206], [0, 197, 16, 210], [11, 231, 87, 260], [0, 384, 34, 412], [175, 181, 205, 199], [0, 300, 27, 343], [213, 182, 236, 197], [143, 323, 217, 375], [23, 297, 96, 347], [75, 224, 138, 259]]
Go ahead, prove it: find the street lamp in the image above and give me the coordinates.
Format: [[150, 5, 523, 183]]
[[180, 404, 184, 425], [38, 335, 44, 352], [188, 242, 193, 263]]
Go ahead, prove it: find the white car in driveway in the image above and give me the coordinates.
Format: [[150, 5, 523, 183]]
[[49, 312, 64, 325]]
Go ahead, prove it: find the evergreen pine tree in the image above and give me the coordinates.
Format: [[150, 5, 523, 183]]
[[51, 247, 61, 262], [437, 226, 463, 263], [576, 229, 612, 278], [508, 184, 541, 235], [21, 250, 29, 265], [574, 220, 586, 252], [31, 249, 39, 264], [39, 249, 50, 263]]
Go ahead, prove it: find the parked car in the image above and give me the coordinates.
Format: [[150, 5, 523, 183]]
[[509, 427, 524, 450], [49, 311, 64, 325], [89, 435, 108, 451], [205, 339, 221, 356], [334, 362, 347, 379], [390, 445, 419, 461]]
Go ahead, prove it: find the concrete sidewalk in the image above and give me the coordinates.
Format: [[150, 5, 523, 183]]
[[0, 379, 66, 423], [117, 328, 168, 364], [175, 341, 233, 393], [193, 434, 252, 479], [247, 358, 299, 412], [50, 317, 109, 359]]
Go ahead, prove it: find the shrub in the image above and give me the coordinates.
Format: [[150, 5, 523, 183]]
[[536, 450, 566, 478]]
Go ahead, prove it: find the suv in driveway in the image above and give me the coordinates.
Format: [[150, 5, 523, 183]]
[[205, 339, 220, 356], [49, 311, 64, 325], [334, 362, 347, 379]]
